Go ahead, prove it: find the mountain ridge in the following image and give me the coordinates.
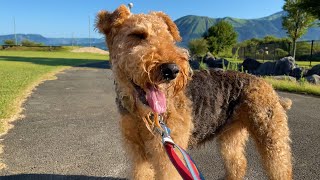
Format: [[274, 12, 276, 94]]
[[1, 11, 319, 48], [174, 11, 320, 46], [0, 34, 106, 49]]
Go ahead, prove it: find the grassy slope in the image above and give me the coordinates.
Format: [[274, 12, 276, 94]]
[[227, 58, 320, 67], [225, 58, 320, 96], [0, 50, 108, 133], [264, 77, 320, 96]]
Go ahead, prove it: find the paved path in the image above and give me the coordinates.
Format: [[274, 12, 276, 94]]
[[0, 62, 319, 179]]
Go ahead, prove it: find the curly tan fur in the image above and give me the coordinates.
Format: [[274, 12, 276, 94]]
[[97, 5, 292, 180]]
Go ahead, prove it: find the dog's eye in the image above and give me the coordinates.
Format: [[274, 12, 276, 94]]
[[128, 31, 148, 40]]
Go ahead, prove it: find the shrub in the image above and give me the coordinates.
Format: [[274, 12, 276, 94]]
[[275, 48, 289, 58], [199, 61, 208, 70], [21, 39, 44, 46], [188, 38, 208, 57], [4, 39, 15, 45]]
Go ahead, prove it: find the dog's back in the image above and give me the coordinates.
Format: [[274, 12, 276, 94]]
[[186, 69, 291, 146], [186, 69, 247, 145]]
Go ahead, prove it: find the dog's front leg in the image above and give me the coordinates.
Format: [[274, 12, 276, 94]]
[[120, 115, 155, 180], [146, 140, 182, 180], [146, 124, 191, 180]]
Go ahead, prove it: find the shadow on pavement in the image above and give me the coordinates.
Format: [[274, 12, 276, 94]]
[[78, 61, 111, 69], [0, 56, 111, 69], [0, 174, 127, 180]]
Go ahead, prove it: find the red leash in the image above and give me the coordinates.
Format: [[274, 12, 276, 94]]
[[164, 143, 201, 180], [154, 116, 205, 180]]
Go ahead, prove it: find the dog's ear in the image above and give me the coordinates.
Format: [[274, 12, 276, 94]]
[[96, 5, 131, 35], [153, 12, 182, 42]]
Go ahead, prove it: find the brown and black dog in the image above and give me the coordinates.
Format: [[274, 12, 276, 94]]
[[96, 5, 292, 180]]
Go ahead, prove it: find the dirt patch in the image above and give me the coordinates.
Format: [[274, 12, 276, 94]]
[[71, 47, 109, 55]]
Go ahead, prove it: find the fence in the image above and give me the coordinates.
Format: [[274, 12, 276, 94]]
[[234, 40, 320, 64]]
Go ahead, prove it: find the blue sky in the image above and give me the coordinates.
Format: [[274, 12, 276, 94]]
[[0, 0, 284, 38]]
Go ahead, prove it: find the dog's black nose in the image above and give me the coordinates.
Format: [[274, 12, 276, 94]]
[[160, 63, 180, 81]]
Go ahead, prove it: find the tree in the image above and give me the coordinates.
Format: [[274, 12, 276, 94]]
[[298, 0, 320, 20], [263, 35, 280, 43], [4, 39, 15, 45], [21, 39, 43, 46], [188, 38, 208, 57], [236, 36, 292, 60], [205, 20, 237, 56], [282, 0, 315, 60]]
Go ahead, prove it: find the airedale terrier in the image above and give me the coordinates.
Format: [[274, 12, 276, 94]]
[[96, 5, 292, 180]]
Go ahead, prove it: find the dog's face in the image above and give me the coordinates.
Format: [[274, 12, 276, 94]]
[[96, 5, 190, 117]]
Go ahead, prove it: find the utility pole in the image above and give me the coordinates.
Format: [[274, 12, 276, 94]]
[[71, 32, 74, 46], [14, 17, 17, 45], [88, 16, 91, 47], [310, 40, 314, 67]]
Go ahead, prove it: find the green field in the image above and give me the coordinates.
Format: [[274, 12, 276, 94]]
[[205, 58, 320, 96], [0, 50, 108, 133], [227, 58, 320, 67], [264, 77, 320, 96]]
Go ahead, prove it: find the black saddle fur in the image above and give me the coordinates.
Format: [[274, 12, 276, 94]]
[[187, 69, 254, 146]]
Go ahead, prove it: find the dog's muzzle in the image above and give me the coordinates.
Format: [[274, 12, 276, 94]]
[[160, 63, 180, 81]]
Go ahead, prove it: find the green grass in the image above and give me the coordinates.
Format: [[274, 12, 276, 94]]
[[257, 60, 320, 68], [199, 61, 208, 70], [226, 58, 320, 96], [1, 45, 81, 52], [295, 61, 320, 68], [225, 58, 245, 64], [264, 77, 320, 96], [0, 50, 108, 133], [227, 58, 320, 67]]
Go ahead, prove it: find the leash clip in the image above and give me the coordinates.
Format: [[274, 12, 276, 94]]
[[151, 115, 174, 144], [158, 116, 175, 145]]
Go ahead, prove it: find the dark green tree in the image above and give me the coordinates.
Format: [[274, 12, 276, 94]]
[[236, 36, 292, 60], [205, 20, 238, 56], [263, 35, 280, 43], [298, 0, 320, 20], [283, 0, 315, 60], [188, 38, 208, 57], [4, 39, 15, 45], [21, 39, 43, 46]]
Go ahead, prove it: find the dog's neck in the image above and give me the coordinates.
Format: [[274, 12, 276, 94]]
[[114, 80, 135, 115]]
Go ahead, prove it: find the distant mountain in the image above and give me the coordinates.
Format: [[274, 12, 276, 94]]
[[174, 11, 320, 47], [0, 34, 107, 49], [1, 11, 319, 49], [0, 34, 48, 44]]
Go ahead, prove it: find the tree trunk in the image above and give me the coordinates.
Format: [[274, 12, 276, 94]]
[[292, 39, 297, 60]]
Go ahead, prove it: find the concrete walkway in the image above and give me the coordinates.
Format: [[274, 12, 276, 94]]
[[0, 62, 319, 179]]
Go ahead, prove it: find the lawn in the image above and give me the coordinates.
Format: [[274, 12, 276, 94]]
[[227, 58, 320, 67], [264, 77, 320, 97], [210, 58, 320, 96], [294, 61, 320, 68], [0, 50, 108, 133]]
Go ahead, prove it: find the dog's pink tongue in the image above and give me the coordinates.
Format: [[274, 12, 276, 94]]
[[146, 86, 166, 114]]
